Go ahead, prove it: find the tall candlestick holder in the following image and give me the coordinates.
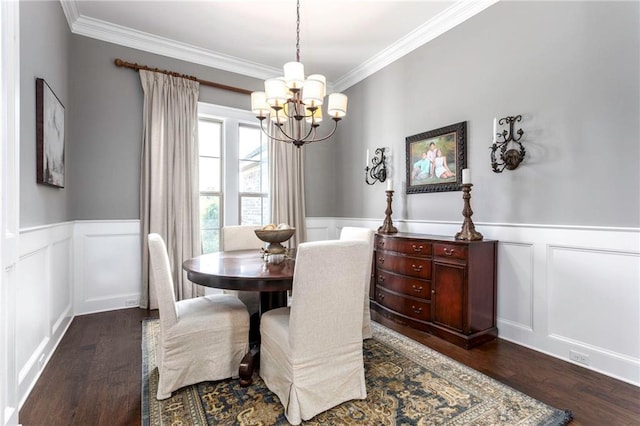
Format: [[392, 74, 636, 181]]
[[455, 184, 483, 241], [378, 190, 398, 234]]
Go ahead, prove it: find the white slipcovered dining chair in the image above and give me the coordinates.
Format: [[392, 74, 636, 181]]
[[147, 233, 250, 400], [340, 226, 375, 339], [259, 240, 371, 425], [221, 225, 263, 314]]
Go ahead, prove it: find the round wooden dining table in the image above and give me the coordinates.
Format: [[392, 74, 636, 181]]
[[182, 249, 295, 386]]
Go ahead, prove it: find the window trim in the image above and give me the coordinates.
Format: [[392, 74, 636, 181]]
[[198, 102, 268, 228]]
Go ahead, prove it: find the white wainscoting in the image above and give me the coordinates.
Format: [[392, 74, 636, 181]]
[[17, 222, 74, 407], [73, 220, 142, 315], [15, 217, 639, 413], [306, 217, 640, 386]]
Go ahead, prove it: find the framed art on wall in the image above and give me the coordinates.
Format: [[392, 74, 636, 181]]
[[36, 78, 65, 188], [406, 121, 466, 194]]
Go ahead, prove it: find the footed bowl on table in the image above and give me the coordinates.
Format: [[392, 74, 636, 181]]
[[254, 228, 295, 255]]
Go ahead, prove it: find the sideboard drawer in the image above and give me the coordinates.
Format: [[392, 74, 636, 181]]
[[376, 252, 432, 280], [376, 287, 430, 322], [376, 236, 432, 257], [433, 243, 467, 261], [376, 270, 431, 299]]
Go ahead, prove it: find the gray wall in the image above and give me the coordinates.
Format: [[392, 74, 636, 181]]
[[306, 0, 640, 228], [21, 1, 639, 228], [68, 36, 263, 220], [20, 1, 71, 227]]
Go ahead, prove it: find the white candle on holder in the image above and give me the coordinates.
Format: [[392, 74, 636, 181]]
[[492, 117, 497, 143], [366, 149, 370, 168], [462, 168, 471, 184], [386, 179, 393, 191]]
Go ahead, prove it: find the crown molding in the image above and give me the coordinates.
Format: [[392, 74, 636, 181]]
[[62, 2, 279, 82], [60, 0, 80, 29], [60, 0, 498, 91], [333, 0, 500, 92]]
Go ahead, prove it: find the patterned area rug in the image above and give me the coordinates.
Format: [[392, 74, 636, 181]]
[[142, 319, 572, 425]]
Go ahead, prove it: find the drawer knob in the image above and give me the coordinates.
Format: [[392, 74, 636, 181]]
[[412, 284, 423, 293], [411, 305, 422, 314], [378, 240, 385, 247], [412, 244, 423, 252], [378, 257, 385, 264], [378, 275, 385, 283], [378, 293, 385, 301], [443, 247, 455, 256], [411, 264, 423, 272]]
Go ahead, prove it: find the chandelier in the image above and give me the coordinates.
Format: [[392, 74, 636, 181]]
[[250, 0, 347, 148]]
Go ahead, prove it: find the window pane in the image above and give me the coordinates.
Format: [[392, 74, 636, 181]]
[[198, 120, 221, 157], [240, 196, 264, 225], [200, 195, 220, 229], [199, 157, 221, 192], [239, 125, 262, 159], [239, 159, 261, 192], [201, 229, 220, 254], [262, 196, 270, 224], [261, 154, 269, 189]]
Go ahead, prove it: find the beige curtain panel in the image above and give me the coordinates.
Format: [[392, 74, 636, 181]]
[[139, 70, 202, 309], [269, 124, 307, 247]]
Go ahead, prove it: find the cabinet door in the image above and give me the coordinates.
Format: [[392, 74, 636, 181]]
[[432, 262, 466, 332]]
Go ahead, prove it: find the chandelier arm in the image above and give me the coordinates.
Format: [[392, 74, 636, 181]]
[[303, 119, 340, 144], [258, 119, 295, 144], [279, 122, 302, 143]]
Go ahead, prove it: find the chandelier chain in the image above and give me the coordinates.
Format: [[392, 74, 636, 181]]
[[296, 0, 301, 62]]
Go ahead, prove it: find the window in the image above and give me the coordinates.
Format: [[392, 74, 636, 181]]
[[198, 118, 222, 254], [239, 125, 269, 225], [198, 104, 269, 254]]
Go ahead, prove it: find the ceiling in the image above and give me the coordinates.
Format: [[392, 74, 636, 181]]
[[61, 0, 497, 91]]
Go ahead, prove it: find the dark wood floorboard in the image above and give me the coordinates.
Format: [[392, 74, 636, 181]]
[[20, 308, 639, 425], [19, 308, 158, 426]]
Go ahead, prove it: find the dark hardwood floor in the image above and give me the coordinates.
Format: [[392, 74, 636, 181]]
[[20, 308, 639, 425], [20, 308, 158, 426]]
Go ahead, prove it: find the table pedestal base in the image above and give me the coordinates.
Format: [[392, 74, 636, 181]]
[[239, 347, 259, 387], [238, 290, 289, 386]]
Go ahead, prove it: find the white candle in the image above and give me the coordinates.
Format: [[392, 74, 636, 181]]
[[386, 179, 393, 191], [366, 149, 370, 168], [462, 168, 471, 184], [492, 117, 497, 143]]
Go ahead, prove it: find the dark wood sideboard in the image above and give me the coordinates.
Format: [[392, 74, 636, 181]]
[[371, 232, 498, 349]]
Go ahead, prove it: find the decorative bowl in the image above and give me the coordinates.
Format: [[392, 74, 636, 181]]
[[254, 228, 295, 254]]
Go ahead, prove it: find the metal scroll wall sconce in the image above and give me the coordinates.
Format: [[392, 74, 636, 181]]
[[365, 148, 388, 185], [490, 115, 526, 173]]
